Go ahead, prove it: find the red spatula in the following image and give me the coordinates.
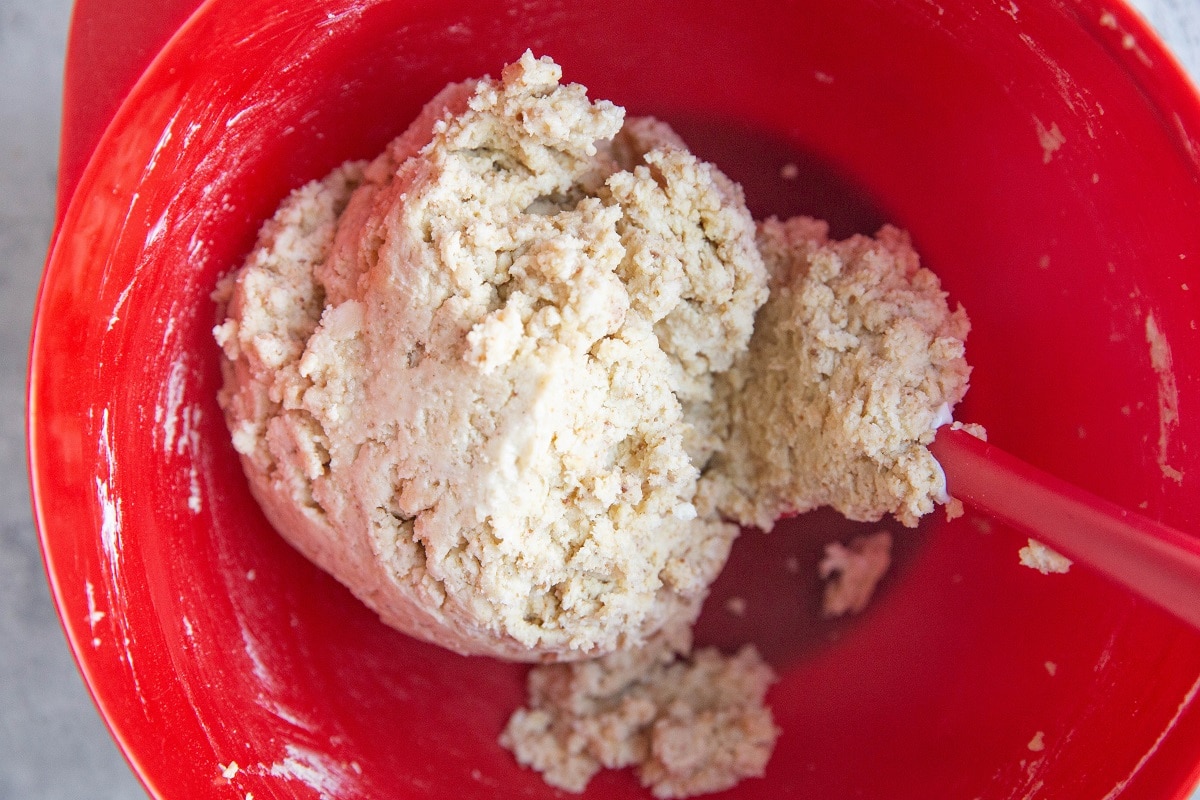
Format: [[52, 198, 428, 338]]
[[931, 425, 1200, 631]]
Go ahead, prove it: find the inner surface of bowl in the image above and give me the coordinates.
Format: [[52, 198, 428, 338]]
[[31, 0, 1200, 798]]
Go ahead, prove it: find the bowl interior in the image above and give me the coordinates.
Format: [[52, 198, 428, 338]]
[[31, 0, 1200, 798]]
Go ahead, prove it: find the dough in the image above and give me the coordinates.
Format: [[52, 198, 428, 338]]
[[213, 52, 768, 661], [500, 214, 972, 796], [819, 530, 894, 617], [701, 216, 972, 530], [214, 51, 978, 800], [1018, 538, 1073, 574], [500, 640, 778, 798]]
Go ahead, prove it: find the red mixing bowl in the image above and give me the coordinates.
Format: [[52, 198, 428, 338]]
[[30, 0, 1200, 798]]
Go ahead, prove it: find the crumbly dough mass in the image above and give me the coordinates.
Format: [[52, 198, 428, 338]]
[[500, 640, 778, 798], [700, 216, 972, 530], [213, 53, 768, 661]]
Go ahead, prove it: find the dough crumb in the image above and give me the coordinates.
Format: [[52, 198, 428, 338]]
[[1019, 538, 1073, 574], [943, 496, 965, 521], [702, 216, 973, 530], [1027, 730, 1046, 752], [819, 531, 894, 617], [500, 642, 779, 798], [1035, 117, 1066, 164], [952, 420, 988, 440], [724, 596, 748, 617]]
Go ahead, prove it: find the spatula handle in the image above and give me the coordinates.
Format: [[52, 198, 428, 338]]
[[931, 426, 1200, 631]]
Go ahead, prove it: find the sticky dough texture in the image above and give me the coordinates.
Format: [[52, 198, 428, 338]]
[[213, 53, 768, 661]]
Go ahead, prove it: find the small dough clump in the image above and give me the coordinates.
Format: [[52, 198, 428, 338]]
[[701, 216, 972, 530], [819, 530, 893, 617], [213, 52, 768, 661], [500, 641, 778, 798], [1018, 538, 1073, 574]]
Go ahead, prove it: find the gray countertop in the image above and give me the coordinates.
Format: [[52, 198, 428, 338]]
[[2, 1, 1198, 798]]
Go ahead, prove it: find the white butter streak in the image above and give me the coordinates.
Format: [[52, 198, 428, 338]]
[[240, 626, 276, 690], [146, 209, 170, 249], [268, 744, 360, 799], [929, 403, 954, 503], [97, 408, 123, 571], [262, 700, 317, 732], [1145, 313, 1183, 483], [155, 355, 206, 513], [106, 282, 136, 332], [84, 580, 105, 648], [158, 357, 189, 454], [1099, 671, 1200, 800], [144, 109, 179, 175], [94, 408, 144, 701]]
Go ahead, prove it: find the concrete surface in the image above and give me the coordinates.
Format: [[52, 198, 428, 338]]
[[1, 0, 1197, 797]]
